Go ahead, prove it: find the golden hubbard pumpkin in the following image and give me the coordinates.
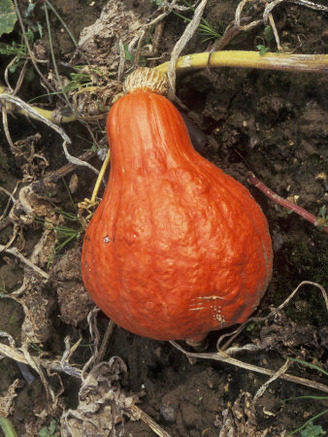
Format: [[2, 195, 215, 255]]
[[81, 68, 273, 342]]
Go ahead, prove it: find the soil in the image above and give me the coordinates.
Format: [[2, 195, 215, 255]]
[[0, 1, 328, 436]]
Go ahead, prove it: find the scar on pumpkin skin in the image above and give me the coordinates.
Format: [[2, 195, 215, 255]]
[[188, 297, 226, 325]]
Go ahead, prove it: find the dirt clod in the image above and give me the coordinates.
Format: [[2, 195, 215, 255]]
[[49, 247, 94, 326]]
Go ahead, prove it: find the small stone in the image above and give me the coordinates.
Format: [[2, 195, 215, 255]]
[[160, 402, 177, 423]]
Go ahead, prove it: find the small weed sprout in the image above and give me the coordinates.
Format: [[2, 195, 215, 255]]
[[315, 205, 328, 228], [38, 419, 60, 437], [256, 25, 274, 55]]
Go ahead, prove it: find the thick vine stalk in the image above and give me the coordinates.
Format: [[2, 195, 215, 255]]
[[156, 50, 328, 74]]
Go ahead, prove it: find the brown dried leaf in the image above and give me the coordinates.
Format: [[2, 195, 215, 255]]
[[17, 273, 53, 344], [0, 379, 22, 417], [259, 311, 322, 358], [218, 392, 273, 437], [61, 357, 139, 437], [77, 0, 143, 68]]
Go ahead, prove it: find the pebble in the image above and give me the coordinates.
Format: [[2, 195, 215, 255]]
[[160, 402, 178, 423]]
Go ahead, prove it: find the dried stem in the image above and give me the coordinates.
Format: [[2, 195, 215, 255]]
[[0, 93, 98, 174], [0, 244, 49, 280], [253, 360, 290, 401], [171, 341, 328, 394], [287, 0, 328, 12], [167, 0, 208, 98], [235, 0, 263, 31], [0, 342, 82, 380], [247, 172, 328, 234]]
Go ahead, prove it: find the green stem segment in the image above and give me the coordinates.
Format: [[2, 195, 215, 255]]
[[0, 417, 18, 437]]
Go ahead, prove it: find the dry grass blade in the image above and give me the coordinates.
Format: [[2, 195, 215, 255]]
[[1, 332, 172, 436]]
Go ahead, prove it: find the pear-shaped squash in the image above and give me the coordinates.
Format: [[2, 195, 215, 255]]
[[81, 68, 273, 342]]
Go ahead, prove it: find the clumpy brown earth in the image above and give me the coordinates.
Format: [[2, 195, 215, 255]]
[[0, 1, 328, 436]]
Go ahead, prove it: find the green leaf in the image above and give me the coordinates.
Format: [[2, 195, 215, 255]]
[[257, 44, 269, 56], [38, 428, 49, 437], [264, 25, 274, 43], [48, 420, 56, 434], [319, 205, 327, 218], [301, 422, 326, 437], [287, 357, 328, 377], [0, 0, 17, 37]]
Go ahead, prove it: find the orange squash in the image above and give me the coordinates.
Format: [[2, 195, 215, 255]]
[[81, 68, 273, 342]]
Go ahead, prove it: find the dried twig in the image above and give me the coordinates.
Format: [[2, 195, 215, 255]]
[[269, 280, 328, 314], [263, 0, 285, 22], [267, 11, 282, 51], [1, 104, 17, 153], [0, 244, 49, 280], [212, 0, 328, 58], [247, 172, 328, 234]]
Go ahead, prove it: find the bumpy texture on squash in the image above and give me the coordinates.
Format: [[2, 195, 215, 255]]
[[81, 71, 273, 341]]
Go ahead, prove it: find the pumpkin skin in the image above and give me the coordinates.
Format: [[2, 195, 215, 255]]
[[81, 73, 273, 342]]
